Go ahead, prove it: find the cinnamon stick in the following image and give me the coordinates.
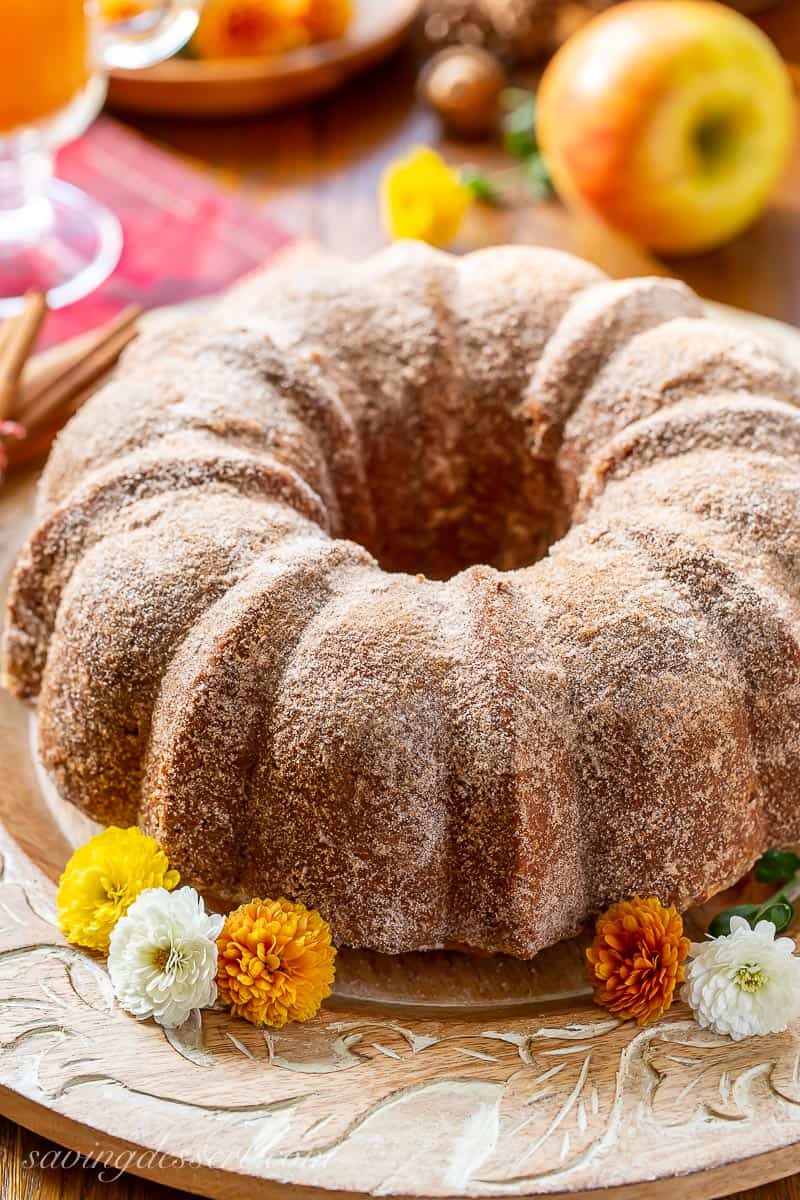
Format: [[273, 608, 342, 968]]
[[0, 292, 47, 419], [16, 305, 141, 430], [0, 304, 142, 472]]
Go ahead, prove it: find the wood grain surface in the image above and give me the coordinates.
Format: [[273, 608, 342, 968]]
[[0, 1120, 792, 1200], [4, 4, 800, 1198]]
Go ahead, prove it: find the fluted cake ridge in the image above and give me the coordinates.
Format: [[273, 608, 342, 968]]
[[4, 241, 800, 957]]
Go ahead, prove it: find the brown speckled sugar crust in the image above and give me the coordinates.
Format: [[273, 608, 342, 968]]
[[4, 241, 800, 957]]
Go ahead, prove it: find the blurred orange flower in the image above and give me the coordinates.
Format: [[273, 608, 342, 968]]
[[193, 0, 310, 59], [303, 0, 353, 41]]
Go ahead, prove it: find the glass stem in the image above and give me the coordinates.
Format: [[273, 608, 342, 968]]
[[0, 142, 54, 246]]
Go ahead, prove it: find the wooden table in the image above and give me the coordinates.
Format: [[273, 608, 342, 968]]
[[127, 2, 800, 325], [4, 4, 800, 1198]]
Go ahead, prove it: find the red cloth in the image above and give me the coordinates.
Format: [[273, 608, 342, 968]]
[[42, 115, 294, 347]]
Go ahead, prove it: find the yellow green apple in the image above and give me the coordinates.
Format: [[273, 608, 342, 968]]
[[537, 0, 794, 254]]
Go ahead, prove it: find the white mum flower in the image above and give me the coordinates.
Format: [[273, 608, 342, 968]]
[[108, 886, 224, 1028], [682, 916, 800, 1041]]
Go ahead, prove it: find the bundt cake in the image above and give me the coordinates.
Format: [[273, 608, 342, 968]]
[[4, 241, 800, 958]]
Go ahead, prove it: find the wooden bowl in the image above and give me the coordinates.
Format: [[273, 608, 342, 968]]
[[107, 0, 420, 117]]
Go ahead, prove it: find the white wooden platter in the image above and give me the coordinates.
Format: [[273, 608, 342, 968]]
[[1, 297, 800, 1199]]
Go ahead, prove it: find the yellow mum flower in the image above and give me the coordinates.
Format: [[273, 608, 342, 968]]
[[57, 827, 180, 954], [303, 0, 353, 41], [381, 147, 472, 247], [193, 0, 310, 59], [217, 897, 336, 1028]]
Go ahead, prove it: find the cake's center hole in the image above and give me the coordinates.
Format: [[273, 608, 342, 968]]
[[366, 449, 565, 581]]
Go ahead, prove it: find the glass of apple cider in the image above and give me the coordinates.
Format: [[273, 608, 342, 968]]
[[0, 1, 200, 314]]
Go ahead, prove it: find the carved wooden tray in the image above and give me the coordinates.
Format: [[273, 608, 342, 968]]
[[2, 301, 800, 1200]]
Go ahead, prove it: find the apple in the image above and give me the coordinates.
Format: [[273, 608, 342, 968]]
[[537, 0, 794, 255]]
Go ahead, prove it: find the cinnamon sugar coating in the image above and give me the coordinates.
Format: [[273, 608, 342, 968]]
[[4, 242, 800, 957]]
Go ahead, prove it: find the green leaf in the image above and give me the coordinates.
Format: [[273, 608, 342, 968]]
[[757, 899, 795, 933], [708, 904, 761, 938], [754, 848, 800, 884], [521, 152, 552, 199], [502, 94, 538, 160], [460, 167, 502, 206], [708, 898, 795, 938]]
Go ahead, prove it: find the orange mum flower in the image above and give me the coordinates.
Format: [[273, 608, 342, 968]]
[[586, 896, 689, 1025], [193, 0, 309, 59], [303, 0, 353, 41], [216, 897, 336, 1028]]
